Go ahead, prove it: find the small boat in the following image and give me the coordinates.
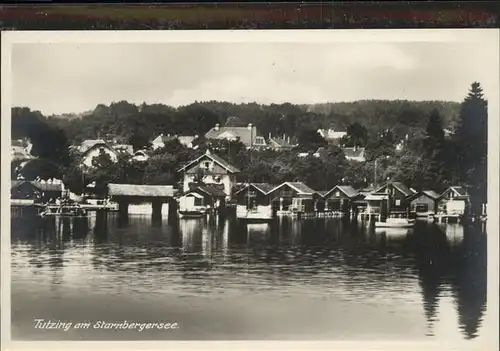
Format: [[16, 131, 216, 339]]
[[375, 217, 415, 228], [236, 205, 273, 221], [39, 203, 88, 218], [178, 207, 207, 219]]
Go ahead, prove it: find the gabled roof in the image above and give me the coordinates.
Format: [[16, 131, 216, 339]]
[[192, 185, 227, 198], [234, 183, 275, 196], [205, 125, 259, 147], [269, 137, 294, 148], [177, 150, 240, 173], [178, 136, 197, 146], [422, 190, 441, 200], [374, 182, 414, 197], [342, 147, 366, 159], [270, 181, 315, 195], [324, 185, 360, 198], [113, 144, 134, 155], [108, 183, 176, 197], [442, 186, 470, 198], [80, 139, 108, 153]]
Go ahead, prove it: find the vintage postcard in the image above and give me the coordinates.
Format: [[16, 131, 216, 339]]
[[1, 29, 499, 351]]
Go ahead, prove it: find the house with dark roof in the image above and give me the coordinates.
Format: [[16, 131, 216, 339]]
[[409, 190, 442, 217], [177, 150, 240, 197], [107, 183, 177, 216], [267, 181, 319, 213], [205, 123, 267, 149], [437, 186, 471, 216], [322, 185, 361, 215]]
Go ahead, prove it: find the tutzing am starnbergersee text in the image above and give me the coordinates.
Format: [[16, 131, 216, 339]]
[[34, 318, 179, 332]]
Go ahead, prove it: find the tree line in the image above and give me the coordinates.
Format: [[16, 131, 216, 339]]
[[11, 82, 487, 215]]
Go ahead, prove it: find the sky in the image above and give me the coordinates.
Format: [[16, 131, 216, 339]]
[[10, 38, 499, 115]]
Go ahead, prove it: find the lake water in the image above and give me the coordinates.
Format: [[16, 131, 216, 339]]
[[10, 214, 487, 341]]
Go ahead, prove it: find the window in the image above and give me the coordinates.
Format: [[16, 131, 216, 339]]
[[203, 161, 211, 169], [255, 137, 266, 145], [194, 198, 203, 206], [395, 199, 401, 206], [335, 191, 340, 197]]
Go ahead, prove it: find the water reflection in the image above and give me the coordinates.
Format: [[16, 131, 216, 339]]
[[11, 214, 487, 340]]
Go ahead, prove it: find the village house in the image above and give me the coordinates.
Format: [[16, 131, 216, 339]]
[[268, 181, 318, 214], [11, 139, 35, 162], [107, 183, 177, 217], [409, 190, 441, 217], [151, 134, 199, 150], [131, 150, 150, 162], [78, 139, 119, 169], [437, 186, 470, 216], [205, 123, 267, 150], [323, 185, 361, 215], [267, 135, 295, 152], [342, 147, 366, 162], [317, 128, 347, 145], [177, 150, 240, 197]]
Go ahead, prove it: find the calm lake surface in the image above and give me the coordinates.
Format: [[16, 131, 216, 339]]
[[11, 214, 487, 341]]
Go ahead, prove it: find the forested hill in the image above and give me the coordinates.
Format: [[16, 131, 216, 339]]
[[14, 99, 460, 146], [303, 100, 461, 131]]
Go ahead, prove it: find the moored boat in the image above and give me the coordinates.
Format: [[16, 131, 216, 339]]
[[375, 217, 415, 228], [236, 205, 273, 221], [178, 207, 207, 219]]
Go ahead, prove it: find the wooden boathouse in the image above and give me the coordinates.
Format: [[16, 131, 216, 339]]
[[268, 182, 318, 216], [107, 183, 178, 218], [409, 190, 441, 217], [322, 185, 361, 217], [358, 182, 416, 220], [436, 186, 471, 223]]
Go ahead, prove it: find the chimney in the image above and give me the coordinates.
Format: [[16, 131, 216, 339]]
[[268, 132, 271, 140], [287, 136, 290, 144], [214, 123, 220, 131], [283, 133, 285, 140]]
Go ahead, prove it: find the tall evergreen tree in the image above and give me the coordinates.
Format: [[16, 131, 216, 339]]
[[455, 82, 488, 215], [423, 109, 449, 191]]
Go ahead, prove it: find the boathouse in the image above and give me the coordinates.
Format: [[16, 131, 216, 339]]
[[437, 186, 470, 216], [367, 182, 416, 218], [409, 190, 441, 217], [177, 150, 240, 197], [11, 180, 63, 203], [178, 185, 227, 214], [107, 183, 177, 217], [233, 183, 275, 217], [323, 185, 361, 215], [268, 182, 317, 214]]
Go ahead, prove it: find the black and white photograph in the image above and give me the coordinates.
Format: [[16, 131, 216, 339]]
[[1, 30, 498, 349]]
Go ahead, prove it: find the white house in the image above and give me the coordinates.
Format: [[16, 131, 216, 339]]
[[205, 123, 267, 149], [79, 140, 119, 169], [177, 150, 240, 197], [317, 128, 347, 143]]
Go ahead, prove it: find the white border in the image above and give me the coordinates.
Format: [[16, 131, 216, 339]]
[[1, 29, 499, 351]]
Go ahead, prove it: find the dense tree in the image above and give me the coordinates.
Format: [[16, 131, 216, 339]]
[[455, 82, 488, 214], [19, 159, 63, 181], [422, 109, 450, 191], [341, 122, 369, 147], [297, 129, 328, 152]]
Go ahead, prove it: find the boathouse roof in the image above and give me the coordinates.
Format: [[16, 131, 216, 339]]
[[108, 184, 176, 198], [375, 181, 415, 197], [441, 186, 470, 199], [234, 183, 275, 196], [191, 185, 227, 198], [324, 185, 360, 198], [422, 190, 441, 200], [11, 180, 63, 192], [270, 182, 316, 195], [177, 150, 240, 173]]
